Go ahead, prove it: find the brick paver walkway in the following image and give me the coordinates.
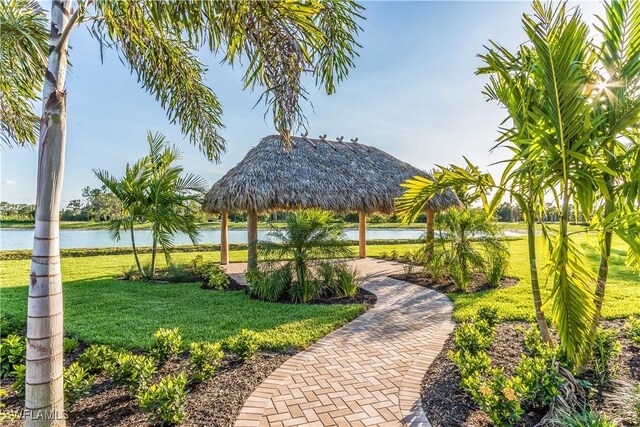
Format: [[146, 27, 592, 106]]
[[229, 258, 454, 427]]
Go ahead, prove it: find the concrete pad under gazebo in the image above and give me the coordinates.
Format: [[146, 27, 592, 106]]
[[203, 134, 461, 268]]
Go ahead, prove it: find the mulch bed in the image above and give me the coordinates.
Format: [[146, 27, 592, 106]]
[[421, 321, 640, 427], [1, 351, 294, 427], [390, 271, 519, 294]]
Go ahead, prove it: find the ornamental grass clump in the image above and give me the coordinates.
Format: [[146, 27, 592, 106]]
[[592, 327, 622, 385]]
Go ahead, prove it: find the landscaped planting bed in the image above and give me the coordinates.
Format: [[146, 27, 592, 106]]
[[421, 320, 639, 426]]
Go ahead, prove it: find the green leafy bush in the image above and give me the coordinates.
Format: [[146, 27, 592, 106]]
[[11, 364, 26, 397], [592, 327, 622, 385], [64, 362, 94, 409], [107, 352, 157, 394], [188, 342, 224, 382], [449, 350, 492, 379], [454, 322, 493, 354], [0, 388, 20, 421], [63, 337, 79, 354], [0, 313, 26, 337], [191, 255, 217, 277], [483, 250, 508, 288], [625, 316, 640, 345], [462, 367, 525, 427], [521, 324, 545, 356], [476, 306, 500, 329], [151, 328, 183, 362], [514, 349, 564, 406], [77, 344, 120, 374], [0, 334, 26, 378], [203, 265, 230, 290], [227, 329, 259, 361], [247, 266, 291, 302], [138, 371, 188, 426]]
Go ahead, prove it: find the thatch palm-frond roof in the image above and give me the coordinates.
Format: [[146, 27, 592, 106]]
[[203, 135, 461, 214]]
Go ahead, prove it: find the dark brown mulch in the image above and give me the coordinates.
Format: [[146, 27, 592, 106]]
[[1, 351, 293, 427], [390, 271, 518, 294], [421, 321, 639, 427]]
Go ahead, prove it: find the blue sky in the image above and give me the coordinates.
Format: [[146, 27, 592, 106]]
[[0, 1, 601, 206]]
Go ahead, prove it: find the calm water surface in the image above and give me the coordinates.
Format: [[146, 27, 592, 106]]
[[0, 228, 429, 250]]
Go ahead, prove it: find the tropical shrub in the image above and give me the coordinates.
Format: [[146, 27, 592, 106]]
[[449, 350, 492, 379], [0, 313, 26, 337], [259, 210, 352, 303], [11, 364, 26, 397], [448, 260, 472, 291], [120, 264, 141, 280], [521, 324, 545, 356], [227, 329, 259, 361], [151, 328, 183, 362], [63, 337, 79, 354], [63, 362, 94, 409], [483, 250, 508, 288], [514, 349, 564, 406], [454, 322, 493, 354], [77, 344, 119, 374], [626, 316, 640, 345], [592, 327, 622, 385], [425, 250, 447, 282], [476, 306, 500, 329], [188, 342, 224, 382], [191, 255, 217, 278], [202, 265, 230, 290], [246, 266, 291, 302], [462, 367, 525, 427], [334, 265, 359, 297], [107, 352, 157, 394], [138, 371, 188, 426], [0, 334, 26, 378]]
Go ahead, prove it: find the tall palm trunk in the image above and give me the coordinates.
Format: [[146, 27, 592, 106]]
[[26, 1, 72, 424], [527, 219, 553, 344], [150, 235, 158, 279], [591, 181, 614, 337], [130, 218, 144, 277]]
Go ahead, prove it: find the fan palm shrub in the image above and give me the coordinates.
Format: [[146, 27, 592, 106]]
[[258, 210, 353, 303], [434, 207, 506, 291]]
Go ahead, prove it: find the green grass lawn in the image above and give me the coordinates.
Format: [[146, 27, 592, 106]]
[[0, 249, 366, 351]]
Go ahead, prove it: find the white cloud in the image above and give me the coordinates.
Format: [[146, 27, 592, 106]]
[[1, 180, 17, 185]]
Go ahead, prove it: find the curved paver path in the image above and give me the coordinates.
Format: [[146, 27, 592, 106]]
[[229, 258, 454, 427]]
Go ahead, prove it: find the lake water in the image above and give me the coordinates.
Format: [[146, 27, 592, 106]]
[[0, 228, 431, 251]]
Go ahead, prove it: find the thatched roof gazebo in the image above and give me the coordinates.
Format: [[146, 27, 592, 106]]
[[203, 135, 461, 268]]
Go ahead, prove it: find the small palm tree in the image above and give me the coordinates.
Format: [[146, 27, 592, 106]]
[[435, 207, 506, 291], [94, 158, 150, 276], [260, 211, 353, 301], [143, 133, 207, 278], [95, 132, 206, 279]]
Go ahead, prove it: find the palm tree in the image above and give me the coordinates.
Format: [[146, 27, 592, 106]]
[[94, 158, 150, 277], [3, 0, 363, 421], [260, 210, 352, 302], [143, 133, 206, 278], [434, 207, 505, 291]]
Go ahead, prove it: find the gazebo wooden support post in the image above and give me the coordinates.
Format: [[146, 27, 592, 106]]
[[426, 210, 435, 258], [247, 210, 258, 270], [220, 211, 229, 265], [359, 211, 366, 259]]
